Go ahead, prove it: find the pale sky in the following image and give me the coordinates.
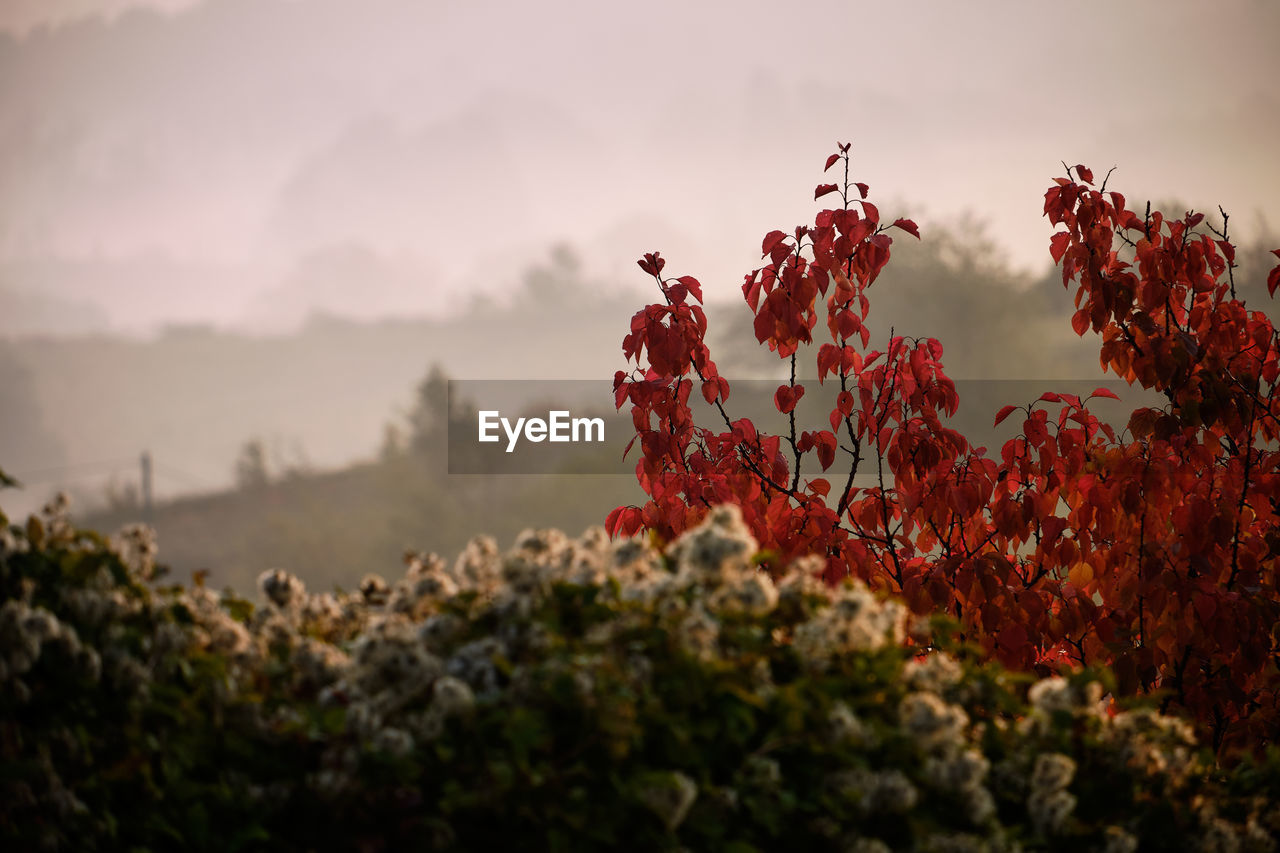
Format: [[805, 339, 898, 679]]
[[0, 0, 201, 35], [2, 0, 1278, 333]]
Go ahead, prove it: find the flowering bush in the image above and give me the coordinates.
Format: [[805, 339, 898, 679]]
[[3, 497, 1279, 851]]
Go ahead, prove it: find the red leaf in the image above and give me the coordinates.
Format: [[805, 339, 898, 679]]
[[998, 623, 1028, 653], [1268, 249, 1280, 297], [605, 506, 643, 538], [1193, 591, 1216, 624], [1041, 516, 1067, 544], [676, 276, 703, 303], [775, 383, 805, 414], [1049, 231, 1071, 264], [854, 182, 869, 199], [1071, 308, 1090, 337], [841, 345, 862, 375], [824, 153, 840, 172], [892, 218, 920, 239], [614, 373, 630, 409], [837, 389, 854, 416], [994, 404, 1018, 427], [743, 274, 763, 312], [753, 309, 773, 344], [1075, 164, 1094, 184], [605, 506, 624, 535], [1023, 415, 1047, 446], [815, 183, 839, 201], [1216, 239, 1236, 266], [774, 385, 792, 414], [1090, 387, 1120, 401], [817, 343, 839, 382], [1038, 392, 1061, 403], [816, 430, 836, 470], [762, 230, 787, 256]]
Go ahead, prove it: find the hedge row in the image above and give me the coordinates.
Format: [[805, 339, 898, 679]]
[[2, 497, 1278, 851]]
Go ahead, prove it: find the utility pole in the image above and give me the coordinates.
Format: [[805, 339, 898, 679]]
[[140, 451, 153, 525]]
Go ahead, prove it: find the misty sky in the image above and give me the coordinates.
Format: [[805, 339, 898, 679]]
[[1, 0, 1278, 334]]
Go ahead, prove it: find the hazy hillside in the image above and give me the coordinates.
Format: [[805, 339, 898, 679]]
[[77, 452, 644, 597], [0, 248, 643, 519]]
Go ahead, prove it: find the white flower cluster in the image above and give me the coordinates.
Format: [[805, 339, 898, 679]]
[[1027, 675, 1105, 716], [792, 580, 908, 666], [110, 523, 160, 582], [898, 681, 999, 829], [635, 770, 699, 832], [228, 505, 906, 802], [1027, 752, 1076, 836], [901, 691, 970, 753], [1, 599, 101, 702], [1102, 706, 1198, 784], [668, 505, 758, 580], [1009, 674, 1279, 848], [180, 585, 253, 659], [828, 701, 877, 749], [903, 650, 965, 694], [827, 766, 920, 816]]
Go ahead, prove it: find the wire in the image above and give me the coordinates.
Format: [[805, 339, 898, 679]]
[[9, 458, 140, 480]]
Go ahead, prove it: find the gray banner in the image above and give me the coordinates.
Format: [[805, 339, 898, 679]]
[[447, 379, 1158, 475]]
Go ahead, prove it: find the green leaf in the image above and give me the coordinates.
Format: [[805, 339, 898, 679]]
[[222, 594, 255, 622]]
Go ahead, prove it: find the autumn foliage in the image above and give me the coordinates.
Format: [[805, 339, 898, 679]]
[[608, 143, 1280, 755]]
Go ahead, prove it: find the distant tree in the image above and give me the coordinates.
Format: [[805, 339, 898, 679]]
[[408, 364, 450, 456], [379, 422, 407, 462], [0, 343, 67, 478], [402, 363, 485, 475], [517, 243, 585, 307], [234, 438, 270, 490]]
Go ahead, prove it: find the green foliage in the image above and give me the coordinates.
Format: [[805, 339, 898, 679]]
[[2, 499, 1278, 851]]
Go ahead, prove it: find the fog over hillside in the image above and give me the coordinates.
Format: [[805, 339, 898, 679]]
[[1, 0, 1277, 338], [1, 0, 1278, 565]]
